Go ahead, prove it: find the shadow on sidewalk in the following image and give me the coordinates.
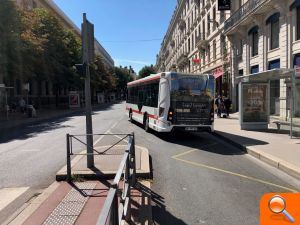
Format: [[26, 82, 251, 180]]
[[134, 182, 187, 225], [215, 131, 269, 148], [0, 103, 115, 144]]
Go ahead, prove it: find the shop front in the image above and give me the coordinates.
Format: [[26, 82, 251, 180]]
[[212, 66, 229, 97]]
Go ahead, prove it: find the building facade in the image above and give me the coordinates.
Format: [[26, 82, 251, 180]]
[[156, 0, 232, 96], [225, 0, 300, 118]]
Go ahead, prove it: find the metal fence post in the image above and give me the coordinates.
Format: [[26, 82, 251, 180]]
[[66, 134, 71, 181], [131, 132, 136, 185], [110, 193, 119, 225]]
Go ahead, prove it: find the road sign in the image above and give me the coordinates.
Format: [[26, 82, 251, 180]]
[[82, 14, 95, 64]]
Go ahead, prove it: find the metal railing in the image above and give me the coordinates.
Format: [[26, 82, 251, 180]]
[[66, 132, 136, 224], [224, 0, 267, 33], [97, 133, 136, 225]]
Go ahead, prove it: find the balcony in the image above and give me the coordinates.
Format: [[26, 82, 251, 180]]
[[177, 53, 189, 67], [195, 33, 209, 50], [200, 8, 206, 16], [224, 0, 268, 34], [193, 0, 200, 7], [179, 19, 186, 31], [170, 40, 175, 48], [205, 1, 211, 10]]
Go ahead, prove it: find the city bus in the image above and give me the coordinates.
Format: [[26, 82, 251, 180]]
[[126, 72, 215, 133]]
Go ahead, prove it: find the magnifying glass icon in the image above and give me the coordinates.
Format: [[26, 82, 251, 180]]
[[268, 195, 295, 223]]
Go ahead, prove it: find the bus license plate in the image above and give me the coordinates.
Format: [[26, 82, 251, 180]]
[[185, 127, 197, 131]]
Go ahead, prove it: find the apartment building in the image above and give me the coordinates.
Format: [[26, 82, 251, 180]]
[[156, 0, 231, 96], [225, 0, 300, 118]]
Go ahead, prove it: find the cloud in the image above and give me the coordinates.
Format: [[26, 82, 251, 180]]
[[114, 58, 151, 65]]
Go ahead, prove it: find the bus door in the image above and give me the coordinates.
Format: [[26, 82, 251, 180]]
[[158, 78, 170, 119]]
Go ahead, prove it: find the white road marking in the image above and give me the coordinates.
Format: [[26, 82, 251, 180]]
[[0, 187, 29, 211]]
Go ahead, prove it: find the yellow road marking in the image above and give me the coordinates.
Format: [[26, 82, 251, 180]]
[[172, 150, 297, 193]]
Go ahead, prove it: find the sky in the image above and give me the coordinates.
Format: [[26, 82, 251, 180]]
[[52, 0, 177, 73]]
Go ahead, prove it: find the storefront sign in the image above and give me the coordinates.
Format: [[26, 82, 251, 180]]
[[242, 83, 268, 123], [213, 66, 224, 79], [69, 92, 80, 108]]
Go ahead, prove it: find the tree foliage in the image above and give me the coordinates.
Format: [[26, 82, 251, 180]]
[[138, 65, 157, 79], [0, 3, 119, 102]]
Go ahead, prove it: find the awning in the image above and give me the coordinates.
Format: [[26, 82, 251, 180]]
[[236, 68, 294, 83], [290, 0, 300, 10], [213, 66, 224, 79]]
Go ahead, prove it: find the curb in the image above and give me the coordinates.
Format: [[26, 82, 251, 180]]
[[213, 131, 300, 180], [56, 145, 151, 181], [4, 182, 60, 225]]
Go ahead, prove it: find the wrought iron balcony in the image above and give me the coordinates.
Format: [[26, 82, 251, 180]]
[[224, 0, 267, 33], [170, 40, 175, 48], [179, 19, 186, 31], [195, 33, 209, 49], [177, 53, 189, 67]]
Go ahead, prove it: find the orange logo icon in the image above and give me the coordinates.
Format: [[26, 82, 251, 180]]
[[261, 193, 300, 224]]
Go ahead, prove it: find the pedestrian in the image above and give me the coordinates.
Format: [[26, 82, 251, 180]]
[[215, 95, 223, 117], [19, 98, 26, 114], [224, 96, 232, 116]]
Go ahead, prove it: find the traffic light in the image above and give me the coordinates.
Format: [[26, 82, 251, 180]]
[[74, 63, 87, 76]]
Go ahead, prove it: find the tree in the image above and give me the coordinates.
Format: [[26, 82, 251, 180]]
[[138, 65, 157, 79]]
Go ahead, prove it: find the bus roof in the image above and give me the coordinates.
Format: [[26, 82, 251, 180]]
[[127, 73, 161, 87], [127, 72, 214, 87]]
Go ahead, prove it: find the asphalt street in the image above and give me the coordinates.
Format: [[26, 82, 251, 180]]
[[1, 102, 300, 225]]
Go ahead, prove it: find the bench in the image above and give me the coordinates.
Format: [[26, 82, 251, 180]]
[[273, 121, 281, 131]]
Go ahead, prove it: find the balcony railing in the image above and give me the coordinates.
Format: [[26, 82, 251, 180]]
[[224, 0, 267, 33], [179, 19, 186, 31], [177, 53, 188, 67], [195, 33, 209, 49]]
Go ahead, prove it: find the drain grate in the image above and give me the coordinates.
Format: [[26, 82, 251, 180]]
[[43, 182, 96, 225]]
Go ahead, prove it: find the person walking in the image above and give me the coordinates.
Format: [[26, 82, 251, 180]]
[[19, 98, 26, 114], [215, 95, 223, 117], [224, 96, 232, 116]]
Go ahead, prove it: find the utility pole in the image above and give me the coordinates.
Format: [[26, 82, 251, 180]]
[[82, 13, 95, 168]]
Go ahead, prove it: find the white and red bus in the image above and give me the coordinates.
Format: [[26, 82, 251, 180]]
[[126, 72, 215, 133]]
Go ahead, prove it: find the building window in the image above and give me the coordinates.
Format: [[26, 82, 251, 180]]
[[207, 14, 211, 34], [250, 65, 259, 74], [213, 40, 216, 60], [268, 59, 280, 70], [238, 69, 244, 76], [249, 26, 259, 57], [297, 7, 300, 40], [220, 35, 225, 55], [202, 20, 206, 38], [207, 45, 211, 63], [213, 7, 216, 30], [220, 11, 225, 24], [267, 13, 280, 50]]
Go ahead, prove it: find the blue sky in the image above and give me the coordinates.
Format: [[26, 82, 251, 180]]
[[53, 0, 177, 73]]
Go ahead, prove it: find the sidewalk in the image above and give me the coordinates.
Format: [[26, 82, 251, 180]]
[[214, 113, 300, 179], [6, 134, 152, 225]]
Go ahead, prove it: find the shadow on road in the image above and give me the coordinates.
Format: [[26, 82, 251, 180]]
[[0, 103, 115, 144], [134, 182, 187, 225], [129, 119, 268, 156]]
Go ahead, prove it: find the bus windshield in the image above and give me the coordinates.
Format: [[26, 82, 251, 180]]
[[171, 73, 214, 99]]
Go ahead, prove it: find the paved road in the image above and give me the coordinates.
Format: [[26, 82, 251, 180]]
[[0, 103, 125, 223], [1, 102, 300, 225], [109, 106, 300, 225]]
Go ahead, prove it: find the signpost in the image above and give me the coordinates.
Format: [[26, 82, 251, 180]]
[[82, 13, 95, 168]]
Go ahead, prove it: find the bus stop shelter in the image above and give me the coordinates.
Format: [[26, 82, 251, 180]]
[[237, 68, 300, 137]]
